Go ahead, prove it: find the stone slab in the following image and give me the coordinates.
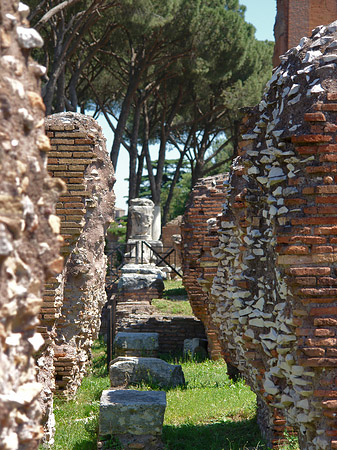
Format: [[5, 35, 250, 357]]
[[99, 390, 166, 436], [109, 357, 185, 388], [114, 332, 159, 352]]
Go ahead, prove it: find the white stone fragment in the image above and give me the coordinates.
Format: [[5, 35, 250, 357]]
[[248, 166, 259, 175], [281, 394, 294, 406], [18, 2, 30, 18], [263, 379, 279, 395], [5, 77, 25, 99], [309, 84, 325, 94], [5, 333, 21, 346], [288, 93, 301, 105], [288, 84, 300, 97], [249, 318, 265, 327], [269, 167, 285, 179], [297, 64, 314, 74], [17, 26, 44, 49], [242, 133, 258, 140], [321, 54, 337, 63], [256, 176, 268, 185], [6, 14, 17, 24], [28, 333, 44, 352], [303, 49, 322, 63]]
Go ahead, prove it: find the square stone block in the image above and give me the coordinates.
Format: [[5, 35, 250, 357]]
[[114, 332, 159, 354], [99, 390, 166, 437]]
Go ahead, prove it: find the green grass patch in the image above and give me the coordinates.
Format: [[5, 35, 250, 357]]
[[163, 279, 187, 300], [152, 298, 192, 315], [49, 341, 299, 450]]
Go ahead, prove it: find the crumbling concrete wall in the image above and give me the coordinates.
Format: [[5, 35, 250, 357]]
[[210, 21, 337, 449], [274, 0, 337, 66], [0, 2, 63, 448], [181, 175, 227, 359], [45, 113, 115, 397]]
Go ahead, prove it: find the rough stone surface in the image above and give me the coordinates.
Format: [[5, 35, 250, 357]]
[[118, 264, 165, 293], [0, 2, 62, 448], [209, 21, 337, 449], [44, 112, 115, 398], [114, 332, 159, 357], [109, 357, 185, 388], [99, 390, 166, 436]]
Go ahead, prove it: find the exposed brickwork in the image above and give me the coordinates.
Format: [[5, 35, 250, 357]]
[[274, 0, 337, 66], [209, 23, 337, 450], [181, 174, 228, 359], [43, 113, 115, 398], [116, 309, 206, 355]]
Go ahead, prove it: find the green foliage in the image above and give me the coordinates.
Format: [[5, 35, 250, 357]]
[[107, 217, 127, 243], [152, 298, 192, 316]]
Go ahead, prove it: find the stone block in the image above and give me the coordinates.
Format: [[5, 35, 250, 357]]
[[109, 357, 185, 388], [114, 332, 159, 357], [183, 338, 208, 359], [99, 390, 166, 437]]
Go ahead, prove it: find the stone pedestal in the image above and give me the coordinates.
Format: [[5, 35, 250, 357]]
[[117, 264, 164, 303], [98, 390, 166, 450]]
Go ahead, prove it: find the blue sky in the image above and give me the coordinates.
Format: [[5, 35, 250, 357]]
[[241, 0, 277, 41], [101, 1, 277, 210]]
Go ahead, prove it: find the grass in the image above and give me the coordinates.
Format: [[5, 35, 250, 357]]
[[151, 298, 192, 315], [152, 278, 192, 315], [163, 278, 188, 300], [48, 340, 299, 450]]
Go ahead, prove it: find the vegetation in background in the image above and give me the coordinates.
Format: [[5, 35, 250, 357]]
[[106, 216, 127, 244], [49, 340, 299, 450], [30, 0, 273, 224]]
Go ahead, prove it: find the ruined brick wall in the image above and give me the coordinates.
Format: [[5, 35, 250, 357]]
[[273, 0, 337, 66], [0, 2, 63, 448], [117, 313, 206, 354], [44, 113, 115, 397], [181, 174, 228, 359], [161, 215, 182, 270], [210, 21, 337, 449]]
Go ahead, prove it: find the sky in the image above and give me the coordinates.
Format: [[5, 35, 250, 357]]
[[97, 0, 277, 211]]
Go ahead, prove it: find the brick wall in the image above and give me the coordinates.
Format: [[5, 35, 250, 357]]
[[209, 24, 337, 449], [181, 174, 228, 359], [273, 0, 337, 66], [42, 112, 115, 399], [161, 215, 182, 270], [117, 312, 206, 354]]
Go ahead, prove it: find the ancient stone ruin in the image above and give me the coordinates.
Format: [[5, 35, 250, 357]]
[[183, 21, 337, 450], [43, 112, 115, 401], [0, 2, 63, 448]]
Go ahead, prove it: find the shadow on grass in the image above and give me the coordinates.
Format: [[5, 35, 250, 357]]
[[163, 287, 187, 300], [163, 418, 270, 450]]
